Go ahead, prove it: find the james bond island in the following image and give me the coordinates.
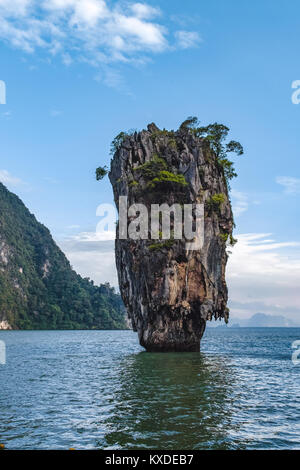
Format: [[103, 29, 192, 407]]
[[102, 117, 243, 352]]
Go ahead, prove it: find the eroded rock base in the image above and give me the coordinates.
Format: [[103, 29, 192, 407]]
[[139, 316, 206, 352]]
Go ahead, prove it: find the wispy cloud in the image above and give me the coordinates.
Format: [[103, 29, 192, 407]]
[[94, 67, 126, 91], [175, 30, 201, 49], [71, 230, 116, 242], [1, 110, 12, 119], [64, 245, 117, 286], [0, 1, 200, 67], [58, 229, 117, 286], [227, 233, 300, 321], [130, 3, 161, 20], [276, 176, 300, 194], [231, 189, 248, 217], [0, 169, 24, 186]]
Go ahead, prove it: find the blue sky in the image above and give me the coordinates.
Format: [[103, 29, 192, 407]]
[[0, 0, 300, 321]]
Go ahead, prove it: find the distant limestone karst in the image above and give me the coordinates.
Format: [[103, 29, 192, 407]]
[[227, 313, 300, 328]]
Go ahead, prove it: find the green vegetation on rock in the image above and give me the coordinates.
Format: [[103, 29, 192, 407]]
[[133, 154, 167, 177], [229, 234, 238, 246], [134, 154, 187, 191], [219, 232, 229, 243], [179, 117, 244, 188], [148, 170, 188, 189], [110, 132, 128, 154], [207, 193, 226, 211], [110, 129, 136, 155], [148, 239, 175, 251], [96, 166, 108, 181], [219, 232, 237, 246], [107, 118, 243, 190], [150, 129, 178, 151], [129, 180, 139, 187]]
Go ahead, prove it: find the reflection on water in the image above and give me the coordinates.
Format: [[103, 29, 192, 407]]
[[0, 329, 299, 449], [102, 352, 241, 450]]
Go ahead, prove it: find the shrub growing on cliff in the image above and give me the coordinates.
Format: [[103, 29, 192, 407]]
[[151, 129, 175, 140], [129, 180, 139, 187], [150, 129, 178, 151], [180, 118, 244, 188], [207, 193, 226, 211], [148, 170, 188, 189], [219, 232, 237, 247], [219, 232, 229, 243], [110, 132, 127, 154], [201, 124, 243, 186], [229, 234, 237, 246], [148, 239, 175, 251], [179, 116, 199, 130], [133, 154, 167, 178], [110, 129, 136, 155], [134, 155, 188, 191], [96, 166, 108, 181]]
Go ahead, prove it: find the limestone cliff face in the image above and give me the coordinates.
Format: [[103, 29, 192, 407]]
[[109, 123, 234, 351]]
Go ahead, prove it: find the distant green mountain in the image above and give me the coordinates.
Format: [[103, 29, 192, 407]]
[[0, 182, 126, 330]]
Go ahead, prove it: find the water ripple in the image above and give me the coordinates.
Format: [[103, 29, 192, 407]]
[[0, 328, 299, 449]]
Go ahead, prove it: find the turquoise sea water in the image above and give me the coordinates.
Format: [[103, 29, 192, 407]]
[[0, 328, 299, 450]]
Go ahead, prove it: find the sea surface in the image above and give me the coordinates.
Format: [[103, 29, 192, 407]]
[[0, 328, 299, 450]]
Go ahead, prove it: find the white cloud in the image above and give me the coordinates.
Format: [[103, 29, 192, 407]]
[[0, 169, 23, 186], [72, 230, 116, 242], [61, 52, 72, 65], [130, 2, 160, 20], [175, 30, 201, 49], [113, 13, 167, 51], [227, 233, 300, 321], [66, 247, 117, 286], [231, 189, 248, 217], [276, 176, 300, 194], [68, 0, 108, 27], [0, 0, 197, 67], [95, 67, 125, 90], [0, 0, 31, 16], [58, 230, 117, 286]]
